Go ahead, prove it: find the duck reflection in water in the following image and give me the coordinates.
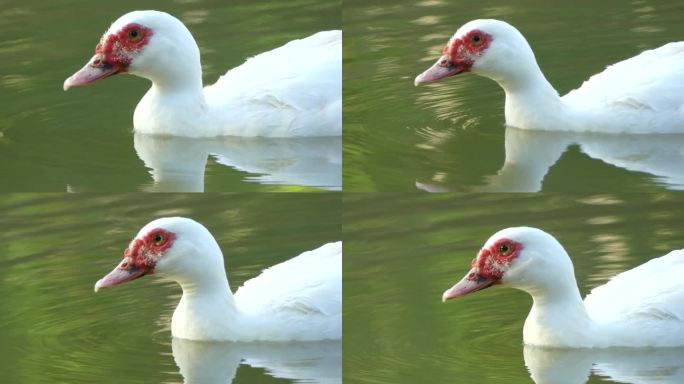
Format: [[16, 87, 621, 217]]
[[524, 346, 684, 384], [134, 134, 341, 192], [172, 338, 341, 384], [416, 127, 684, 192]]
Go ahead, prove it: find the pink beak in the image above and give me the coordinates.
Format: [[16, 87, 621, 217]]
[[415, 55, 467, 86], [442, 267, 496, 302], [64, 53, 120, 91], [94, 258, 146, 292]]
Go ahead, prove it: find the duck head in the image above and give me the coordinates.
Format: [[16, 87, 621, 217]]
[[64, 10, 200, 90], [415, 19, 537, 86], [95, 217, 225, 292], [442, 227, 574, 301]]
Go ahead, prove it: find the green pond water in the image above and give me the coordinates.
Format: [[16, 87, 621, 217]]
[[0, 193, 341, 383], [343, 0, 684, 192], [0, 0, 341, 192], [343, 193, 684, 383]]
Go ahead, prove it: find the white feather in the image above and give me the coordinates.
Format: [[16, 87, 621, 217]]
[[585, 250, 684, 323]]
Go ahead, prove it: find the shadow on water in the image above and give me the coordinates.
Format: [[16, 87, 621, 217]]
[[416, 127, 684, 192], [134, 134, 341, 192], [173, 338, 341, 384]]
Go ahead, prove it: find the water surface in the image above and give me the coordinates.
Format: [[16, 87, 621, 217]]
[[343, 0, 684, 191], [0, 193, 341, 383], [343, 193, 684, 383], [0, 0, 340, 192]]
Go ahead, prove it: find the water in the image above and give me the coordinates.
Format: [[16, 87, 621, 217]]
[[343, 193, 684, 383], [0, 0, 341, 192], [0, 193, 342, 383], [343, 0, 684, 192]]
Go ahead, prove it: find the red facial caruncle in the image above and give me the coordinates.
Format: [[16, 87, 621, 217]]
[[95, 23, 153, 70], [469, 238, 522, 281], [440, 29, 492, 70], [120, 228, 176, 274]]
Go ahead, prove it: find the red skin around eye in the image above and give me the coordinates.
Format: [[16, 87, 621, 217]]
[[122, 228, 176, 273], [95, 23, 153, 69], [460, 29, 492, 53], [442, 29, 492, 67], [470, 238, 522, 280]]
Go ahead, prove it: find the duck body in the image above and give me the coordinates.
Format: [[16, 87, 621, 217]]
[[95, 217, 342, 341], [558, 42, 684, 134], [65, 11, 341, 137], [416, 19, 684, 134], [443, 227, 684, 348], [171, 241, 342, 341], [579, 250, 684, 346]]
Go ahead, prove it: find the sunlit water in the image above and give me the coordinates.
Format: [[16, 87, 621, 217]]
[[0, 194, 341, 383], [0, 0, 340, 192], [343, 0, 684, 192], [343, 193, 684, 383]]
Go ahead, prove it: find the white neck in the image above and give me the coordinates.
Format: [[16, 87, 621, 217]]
[[499, 64, 575, 130], [171, 268, 244, 341], [134, 82, 209, 135], [132, 47, 211, 135], [134, 80, 250, 136], [149, 64, 204, 94], [521, 276, 596, 347]]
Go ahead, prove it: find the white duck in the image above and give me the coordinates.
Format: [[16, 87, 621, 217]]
[[94, 217, 342, 341], [415, 19, 684, 134], [64, 11, 341, 137], [442, 227, 684, 348]]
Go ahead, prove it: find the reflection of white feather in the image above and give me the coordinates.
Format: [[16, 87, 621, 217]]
[[213, 137, 341, 190], [426, 127, 684, 193], [525, 345, 684, 384], [173, 338, 341, 384], [134, 134, 341, 192]]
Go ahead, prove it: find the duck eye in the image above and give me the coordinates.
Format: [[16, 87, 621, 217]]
[[499, 243, 509, 253], [128, 28, 141, 41], [471, 34, 482, 44], [153, 233, 165, 245]]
